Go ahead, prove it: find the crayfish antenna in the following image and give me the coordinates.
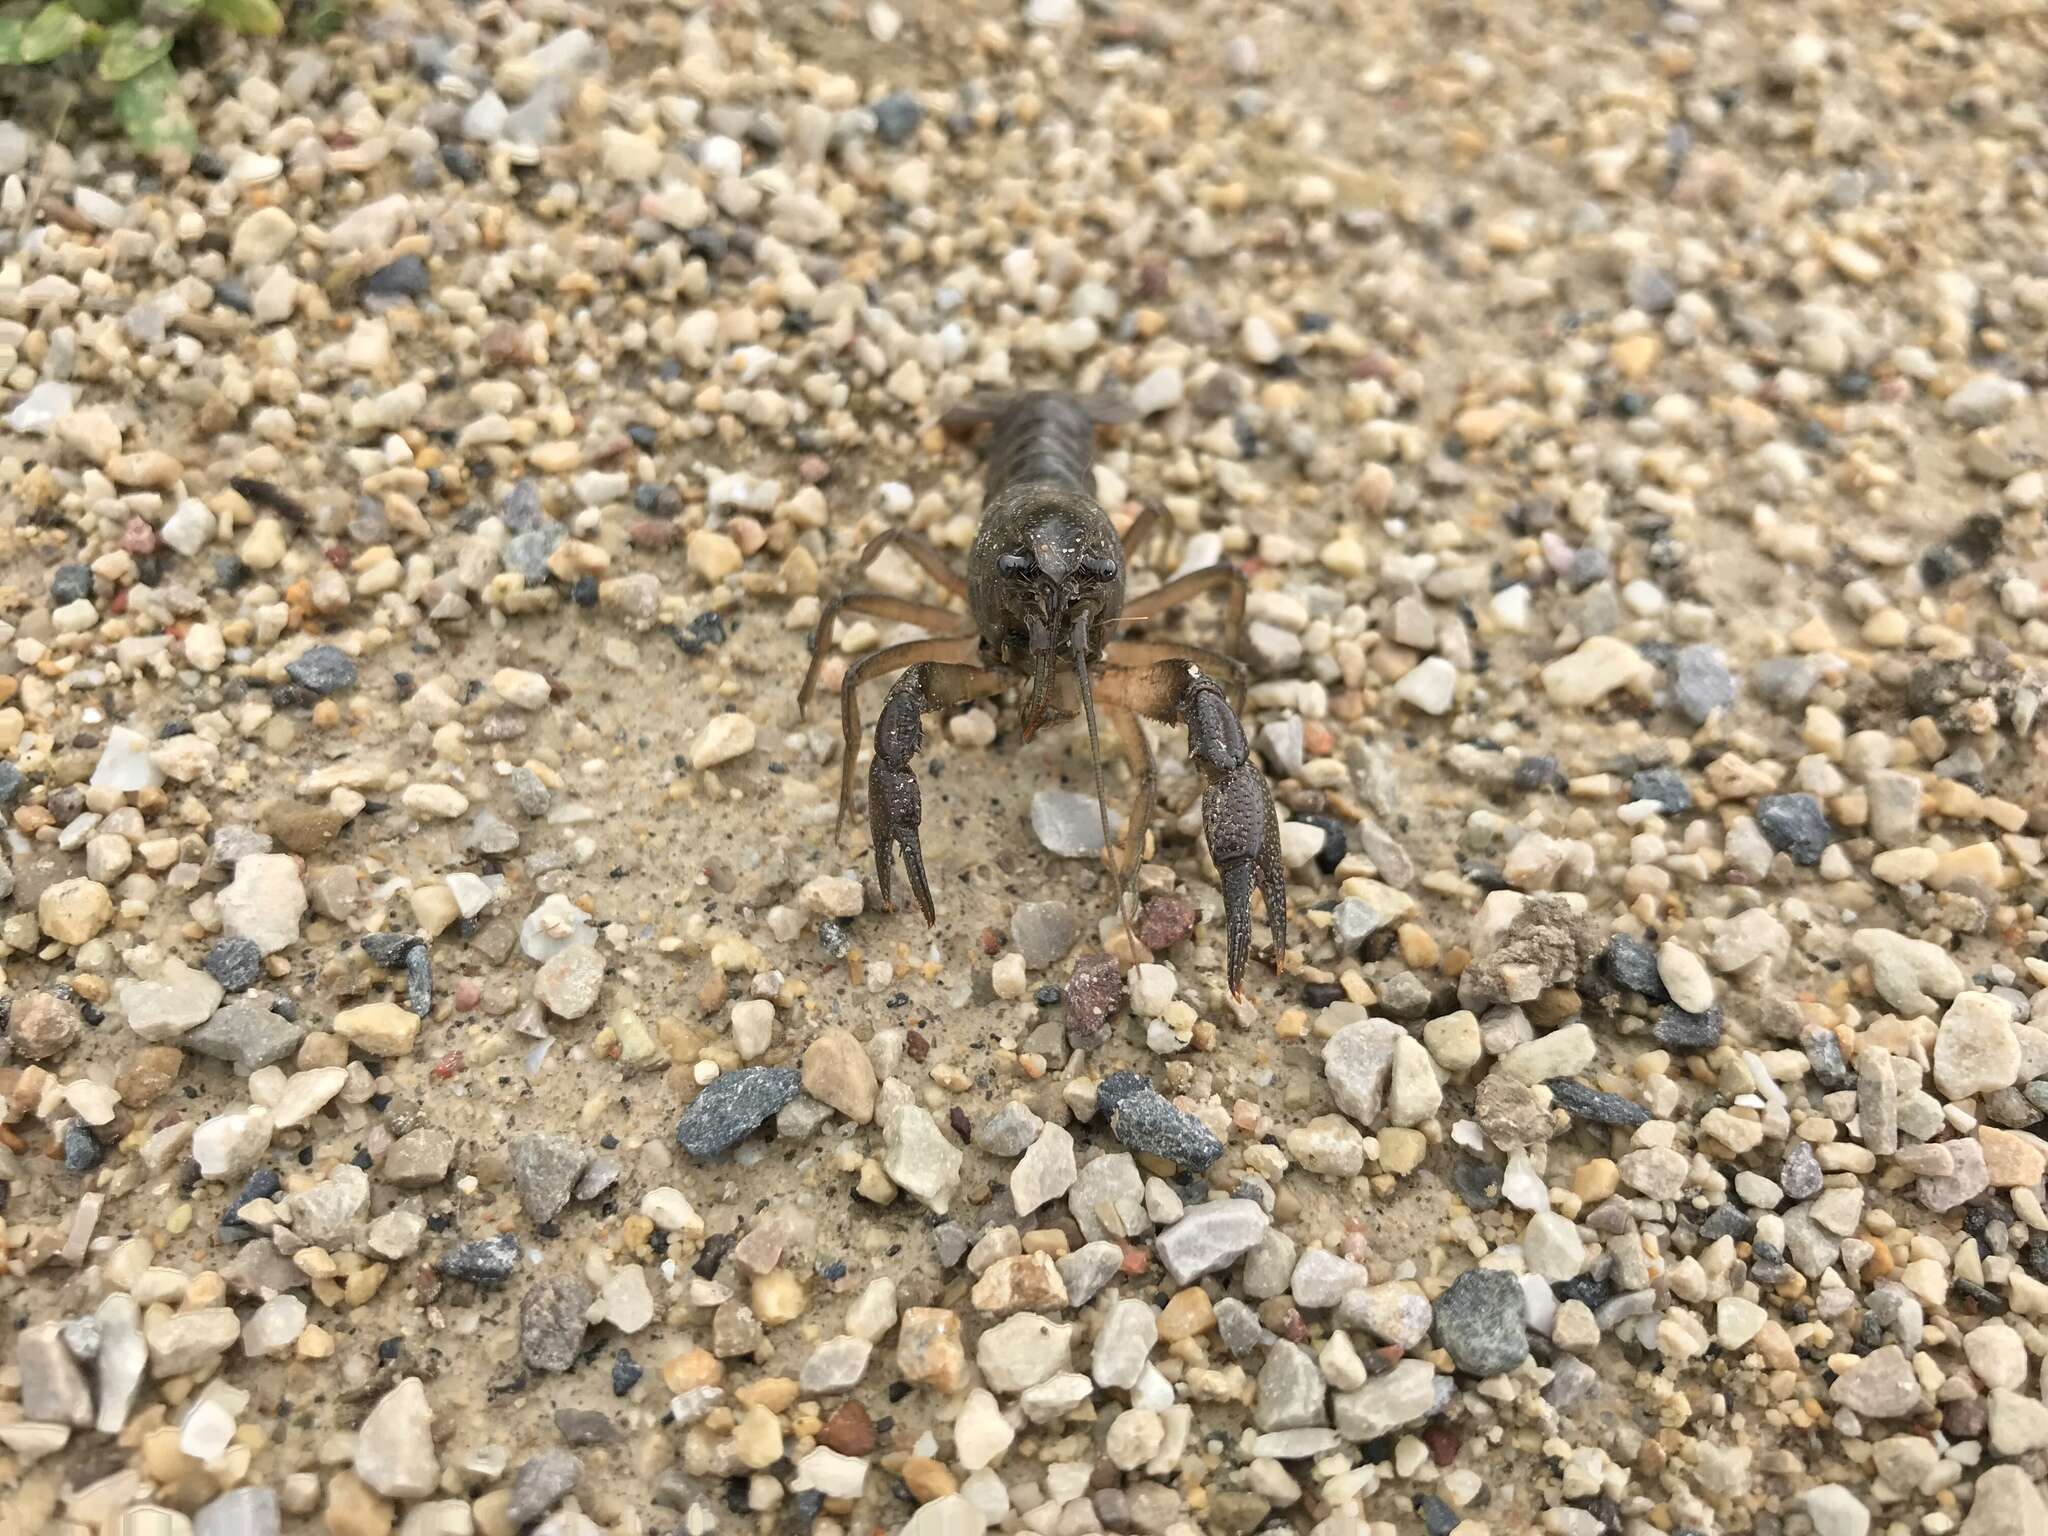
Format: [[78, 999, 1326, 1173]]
[[1072, 620, 1137, 961]]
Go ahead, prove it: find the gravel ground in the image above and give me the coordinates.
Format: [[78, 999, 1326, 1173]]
[[3, 2, 2048, 1535]]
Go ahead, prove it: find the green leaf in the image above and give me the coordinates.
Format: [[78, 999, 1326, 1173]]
[[291, 0, 341, 39], [113, 58, 195, 151], [97, 19, 171, 79], [0, 17, 26, 64], [20, 2, 89, 60], [199, 0, 278, 35], [73, 0, 133, 22]]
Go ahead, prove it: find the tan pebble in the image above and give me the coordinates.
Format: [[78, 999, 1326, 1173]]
[[332, 1003, 419, 1057], [107, 450, 183, 489], [37, 878, 113, 945], [471, 1489, 515, 1536], [901, 1456, 956, 1503], [752, 1269, 805, 1325], [735, 1376, 799, 1412], [896, 1308, 967, 1393], [324, 1470, 394, 1536], [1929, 841, 2004, 891], [529, 441, 582, 473], [1157, 1288, 1215, 1342], [1871, 848, 1937, 885], [1396, 923, 1439, 969], [1610, 334, 1659, 379], [1574, 1158, 1619, 1202], [688, 528, 744, 582], [1980, 1127, 2048, 1188], [733, 1403, 783, 1469], [1376, 1127, 1426, 1176], [343, 1264, 389, 1307], [662, 1348, 723, 1393], [1862, 608, 1910, 647], [141, 1425, 198, 1484]]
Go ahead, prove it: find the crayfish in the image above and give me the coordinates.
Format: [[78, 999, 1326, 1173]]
[[799, 390, 1288, 997]]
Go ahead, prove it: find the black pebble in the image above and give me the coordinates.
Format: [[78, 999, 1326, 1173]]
[[872, 91, 924, 145], [1448, 1158, 1501, 1210], [1698, 1204, 1754, 1242], [1654, 1003, 1725, 1052], [402, 948, 432, 1017], [1300, 813, 1348, 875], [63, 1125, 104, 1172], [1553, 1271, 1612, 1310], [1545, 1077, 1651, 1128], [51, 564, 93, 604], [440, 143, 481, 181], [204, 937, 264, 993], [612, 1349, 644, 1396], [1628, 767, 1692, 815], [1755, 793, 1831, 866], [438, 1232, 522, 1285], [361, 932, 422, 968], [362, 254, 431, 300], [1602, 933, 1667, 1001], [693, 1230, 738, 1280]]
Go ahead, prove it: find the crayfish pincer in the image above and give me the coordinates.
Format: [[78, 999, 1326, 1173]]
[[798, 389, 1289, 997]]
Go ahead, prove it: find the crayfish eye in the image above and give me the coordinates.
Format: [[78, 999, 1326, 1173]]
[[997, 552, 1035, 578], [1080, 555, 1119, 582]]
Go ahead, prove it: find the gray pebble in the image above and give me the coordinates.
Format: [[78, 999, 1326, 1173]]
[[506, 1450, 583, 1526], [1749, 656, 1819, 710], [184, 1003, 308, 1076], [509, 766, 553, 816], [195, 1487, 279, 1536], [675, 1067, 801, 1157], [1056, 1241, 1124, 1308], [284, 645, 357, 695], [1215, 1297, 1272, 1359], [509, 1134, 591, 1226], [1433, 1267, 1529, 1376], [1010, 901, 1079, 970], [554, 1409, 618, 1446], [1253, 1340, 1328, 1430], [1031, 788, 1117, 858], [519, 1275, 595, 1372], [504, 526, 565, 585], [1671, 644, 1735, 724], [1780, 1140, 1824, 1201], [973, 1101, 1045, 1158], [1101, 1072, 1223, 1173]]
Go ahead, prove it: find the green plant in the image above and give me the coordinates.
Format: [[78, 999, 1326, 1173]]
[[0, 0, 288, 152]]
